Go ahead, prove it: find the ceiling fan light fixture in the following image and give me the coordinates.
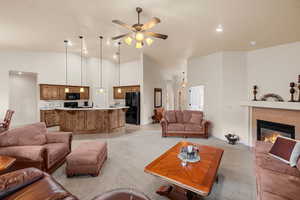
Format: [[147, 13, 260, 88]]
[[124, 36, 133, 45], [146, 37, 154, 46], [135, 32, 144, 41], [136, 41, 143, 49]]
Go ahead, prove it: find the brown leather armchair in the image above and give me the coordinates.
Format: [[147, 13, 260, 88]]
[[0, 122, 72, 173], [0, 168, 78, 200], [1, 168, 151, 200]]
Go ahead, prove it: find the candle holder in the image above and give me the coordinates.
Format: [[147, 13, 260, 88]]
[[289, 82, 296, 102], [253, 85, 258, 101]]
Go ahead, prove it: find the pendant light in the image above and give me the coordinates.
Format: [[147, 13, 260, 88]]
[[79, 36, 85, 93], [98, 36, 105, 93], [64, 40, 70, 93], [117, 42, 122, 93]]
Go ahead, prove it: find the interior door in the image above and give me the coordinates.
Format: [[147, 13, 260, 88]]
[[188, 85, 204, 111]]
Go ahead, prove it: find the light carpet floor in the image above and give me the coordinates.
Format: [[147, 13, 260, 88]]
[[52, 124, 256, 200]]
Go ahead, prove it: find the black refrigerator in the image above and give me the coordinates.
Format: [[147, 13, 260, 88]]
[[125, 92, 140, 125]]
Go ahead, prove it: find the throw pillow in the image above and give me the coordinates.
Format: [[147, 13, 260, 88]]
[[190, 113, 202, 124], [269, 136, 297, 164], [165, 111, 176, 123], [290, 142, 300, 167]]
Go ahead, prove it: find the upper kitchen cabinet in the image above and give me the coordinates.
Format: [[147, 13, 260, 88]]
[[40, 84, 89, 100], [113, 85, 140, 99]]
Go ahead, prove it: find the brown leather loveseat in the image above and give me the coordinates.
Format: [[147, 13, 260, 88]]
[[0, 122, 72, 173], [161, 110, 209, 138]]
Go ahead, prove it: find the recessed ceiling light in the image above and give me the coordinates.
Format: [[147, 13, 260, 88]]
[[250, 41, 257, 46], [216, 24, 223, 32]]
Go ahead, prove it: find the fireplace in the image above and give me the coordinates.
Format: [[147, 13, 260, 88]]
[[257, 120, 295, 143]]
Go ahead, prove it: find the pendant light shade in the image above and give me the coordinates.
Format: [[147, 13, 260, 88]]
[[79, 36, 85, 93], [98, 36, 105, 93], [64, 40, 69, 93]]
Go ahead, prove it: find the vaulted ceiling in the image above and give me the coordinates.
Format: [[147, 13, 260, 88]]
[[0, 0, 299, 71]]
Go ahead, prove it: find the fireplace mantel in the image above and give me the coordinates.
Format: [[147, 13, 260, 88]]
[[241, 101, 300, 111]]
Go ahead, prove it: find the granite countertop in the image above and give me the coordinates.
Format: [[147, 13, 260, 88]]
[[54, 106, 129, 111]]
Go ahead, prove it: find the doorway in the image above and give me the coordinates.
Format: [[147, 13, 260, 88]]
[[188, 85, 204, 111], [9, 71, 38, 126]]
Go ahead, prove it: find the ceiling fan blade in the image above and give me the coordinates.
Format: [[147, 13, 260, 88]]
[[141, 17, 161, 30], [145, 32, 168, 40], [112, 33, 130, 40], [112, 20, 133, 30]]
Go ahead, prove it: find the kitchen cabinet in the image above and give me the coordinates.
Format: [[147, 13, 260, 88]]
[[40, 110, 60, 127], [113, 85, 140, 99], [40, 84, 89, 100]]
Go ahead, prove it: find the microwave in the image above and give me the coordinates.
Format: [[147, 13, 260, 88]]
[[66, 93, 80, 100]]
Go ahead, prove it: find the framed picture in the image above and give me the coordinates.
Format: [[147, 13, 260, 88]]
[[154, 88, 162, 108]]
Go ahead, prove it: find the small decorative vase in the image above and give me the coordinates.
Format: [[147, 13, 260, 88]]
[[289, 82, 296, 102], [253, 85, 258, 101]]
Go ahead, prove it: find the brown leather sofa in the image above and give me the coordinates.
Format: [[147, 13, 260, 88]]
[[161, 110, 209, 138], [255, 141, 300, 200], [0, 168, 151, 200], [0, 122, 72, 173]]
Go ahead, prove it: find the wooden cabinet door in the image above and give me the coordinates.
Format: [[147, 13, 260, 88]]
[[51, 86, 60, 100], [40, 85, 52, 100], [59, 86, 66, 100], [80, 87, 89, 99], [86, 111, 98, 131]]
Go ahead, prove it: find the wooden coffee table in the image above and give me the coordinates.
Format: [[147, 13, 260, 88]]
[[0, 155, 16, 171], [144, 141, 223, 200]]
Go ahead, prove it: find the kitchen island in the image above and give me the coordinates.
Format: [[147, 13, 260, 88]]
[[56, 107, 128, 134]]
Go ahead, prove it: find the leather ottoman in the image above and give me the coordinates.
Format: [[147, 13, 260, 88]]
[[66, 141, 107, 177]]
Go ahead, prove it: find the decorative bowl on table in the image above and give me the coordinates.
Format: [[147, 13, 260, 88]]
[[178, 145, 201, 163]]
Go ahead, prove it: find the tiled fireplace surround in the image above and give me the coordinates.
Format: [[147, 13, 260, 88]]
[[251, 107, 300, 146]]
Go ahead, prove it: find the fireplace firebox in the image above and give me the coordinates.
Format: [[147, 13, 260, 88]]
[[257, 120, 295, 143]]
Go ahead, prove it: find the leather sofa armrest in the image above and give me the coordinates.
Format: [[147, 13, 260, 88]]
[[201, 120, 209, 127], [160, 119, 168, 137], [0, 146, 47, 163], [46, 132, 72, 150]]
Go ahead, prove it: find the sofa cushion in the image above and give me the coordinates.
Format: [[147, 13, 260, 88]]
[[257, 167, 300, 200], [256, 153, 300, 177], [167, 123, 184, 131], [0, 146, 46, 162], [184, 124, 203, 132], [190, 113, 202, 124], [0, 168, 44, 199], [165, 111, 176, 123], [0, 123, 47, 147], [269, 136, 296, 164], [44, 143, 69, 168], [255, 141, 273, 155], [183, 110, 192, 123], [175, 111, 183, 123]]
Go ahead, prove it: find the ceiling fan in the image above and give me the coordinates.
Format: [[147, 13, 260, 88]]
[[112, 7, 168, 48]]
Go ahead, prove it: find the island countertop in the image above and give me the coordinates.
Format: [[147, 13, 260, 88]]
[[55, 106, 129, 111], [56, 107, 128, 134]]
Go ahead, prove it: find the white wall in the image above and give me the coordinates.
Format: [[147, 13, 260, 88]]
[[0, 51, 87, 117], [187, 53, 224, 136], [9, 72, 38, 126], [247, 42, 300, 101], [142, 55, 167, 125]]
